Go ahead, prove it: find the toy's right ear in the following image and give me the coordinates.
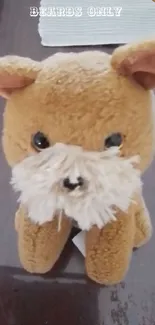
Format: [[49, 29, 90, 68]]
[[0, 56, 40, 99]]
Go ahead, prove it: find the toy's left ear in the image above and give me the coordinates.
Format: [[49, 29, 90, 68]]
[[0, 56, 41, 99], [111, 40, 155, 89]]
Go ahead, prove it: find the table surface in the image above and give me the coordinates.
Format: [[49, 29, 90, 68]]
[[0, 1, 155, 324]]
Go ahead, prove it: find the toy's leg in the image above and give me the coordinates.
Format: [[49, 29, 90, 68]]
[[15, 205, 72, 274], [134, 197, 153, 248], [85, 208, 135, 285]]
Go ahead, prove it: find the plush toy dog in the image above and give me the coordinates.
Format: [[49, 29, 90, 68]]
[[0, 39, 155, 285]]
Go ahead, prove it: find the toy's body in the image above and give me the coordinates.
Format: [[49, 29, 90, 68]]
[[0, 40, 155, 285]]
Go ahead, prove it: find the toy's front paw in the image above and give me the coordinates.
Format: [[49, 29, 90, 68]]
[[134, 198, 153, 248], [15, 206, 72, 274], [85, 210, 135, 285]]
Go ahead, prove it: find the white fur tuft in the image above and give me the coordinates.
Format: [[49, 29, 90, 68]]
[[11, 143, 142, 230]]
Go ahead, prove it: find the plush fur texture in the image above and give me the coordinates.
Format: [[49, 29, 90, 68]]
[[1, 39, 155, 284]]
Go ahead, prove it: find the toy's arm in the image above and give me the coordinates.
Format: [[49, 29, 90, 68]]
[[15, 205, 72, 273], [85, 206, 135, 285]]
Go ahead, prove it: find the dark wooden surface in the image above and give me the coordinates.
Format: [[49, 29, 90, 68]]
[[0, 1, 155, 324]]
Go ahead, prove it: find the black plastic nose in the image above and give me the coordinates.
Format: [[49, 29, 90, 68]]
[[63, 177, 84, 191]]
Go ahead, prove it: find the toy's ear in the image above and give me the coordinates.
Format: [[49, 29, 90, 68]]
[[111, 40, 155, 89], [0, 56, 40, 99]]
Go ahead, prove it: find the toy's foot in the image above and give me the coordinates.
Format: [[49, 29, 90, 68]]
[[15, 206, 72, 274], [85, 208, 135, 285]]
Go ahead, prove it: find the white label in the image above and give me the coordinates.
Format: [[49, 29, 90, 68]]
[[72, 231, 86, 257]]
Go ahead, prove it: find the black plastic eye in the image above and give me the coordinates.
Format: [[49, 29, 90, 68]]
[[104, 132, 123, 148], [32, 132, 50, 151]]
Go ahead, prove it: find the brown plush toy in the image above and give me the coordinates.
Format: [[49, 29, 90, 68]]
[[0, 39, 155, 285]]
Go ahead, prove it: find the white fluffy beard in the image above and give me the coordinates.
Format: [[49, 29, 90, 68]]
[[11, 143, 142, 231]]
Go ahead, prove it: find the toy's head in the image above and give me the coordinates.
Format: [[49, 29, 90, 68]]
[[1, 40, 155, 230]]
